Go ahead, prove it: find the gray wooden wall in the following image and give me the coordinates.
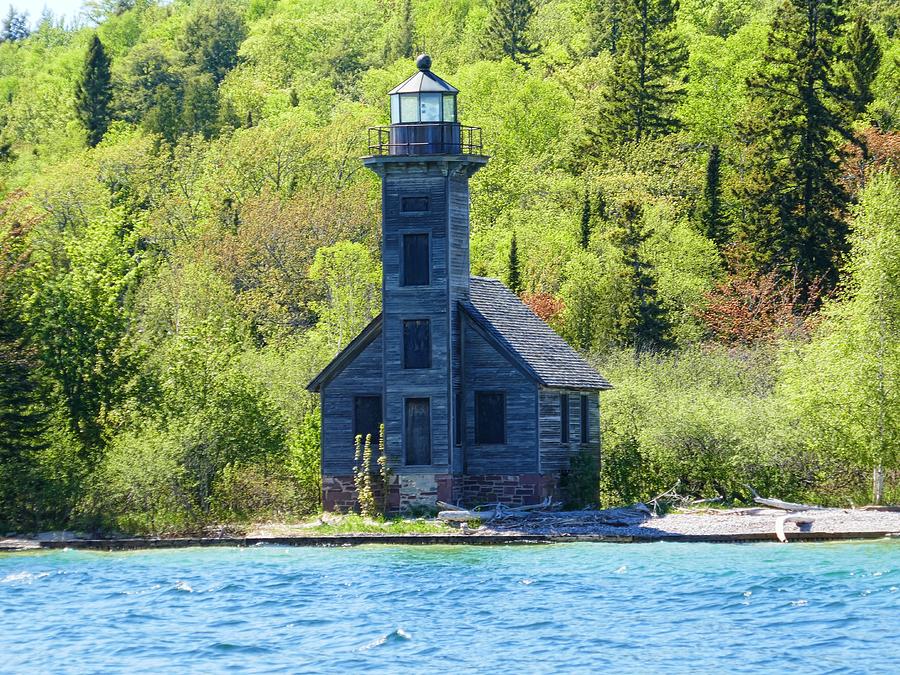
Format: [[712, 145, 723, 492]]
[[538, 389, 601, 472], [321, 333, 383, 475], [462, 318, 539, 474]]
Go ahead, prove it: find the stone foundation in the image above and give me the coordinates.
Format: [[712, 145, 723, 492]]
[[323, 472, 561, 512], [458, 473, 559, 508]]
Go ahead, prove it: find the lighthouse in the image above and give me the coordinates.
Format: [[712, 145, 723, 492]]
[[308, 56, 610, 511]]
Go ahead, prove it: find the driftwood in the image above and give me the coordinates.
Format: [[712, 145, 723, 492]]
[[775, 514, 815, 543], [746, 486, 823, 512], [437, 497, 553, 522]]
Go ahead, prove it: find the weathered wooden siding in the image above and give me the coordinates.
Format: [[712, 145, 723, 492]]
[[538, 389, 601, 472], [463, 318, 539, 474], [375, 159, 483, 474], [321, 333, 383, 475]]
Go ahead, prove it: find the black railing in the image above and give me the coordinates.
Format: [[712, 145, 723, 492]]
[[368, 124, 483, 156]]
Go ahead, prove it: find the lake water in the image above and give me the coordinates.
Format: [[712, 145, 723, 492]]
[[2, 541, 899, 674]]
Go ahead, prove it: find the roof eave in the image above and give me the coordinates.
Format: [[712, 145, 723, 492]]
[[306, 314, 383, 392]]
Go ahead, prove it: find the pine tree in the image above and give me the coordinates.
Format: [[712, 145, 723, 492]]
[[0, 7, 29, 42], [592, 0, 687, 148], [386, 0, 416, 62], [738, 0, 852, 289], [588, 0, 626, 56], [75, 35, 113, 148], [699, 144, 726, 244], [508, 231, 523, 294], [845, 15, 882, 118], [481, 0, 538, 66], [617, 202, 672, 353], [580, 192, 593, 250]]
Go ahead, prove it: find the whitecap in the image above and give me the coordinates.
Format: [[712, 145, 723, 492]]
[[520, 579, 535, 585], [615, 566, 628, 574], [362, 628, 412, 650], [1, 571, 50, 584], [791, 599, 808, 607], [175, 581, 194, 592]]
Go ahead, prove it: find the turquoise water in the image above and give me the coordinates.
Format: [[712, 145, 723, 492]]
[[1, 542, 899, 674]]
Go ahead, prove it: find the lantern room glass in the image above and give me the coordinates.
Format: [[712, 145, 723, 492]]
[[390, 92, 458, 124]]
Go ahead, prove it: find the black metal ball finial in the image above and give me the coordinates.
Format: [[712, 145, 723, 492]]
[[416, 53, 432, 71]]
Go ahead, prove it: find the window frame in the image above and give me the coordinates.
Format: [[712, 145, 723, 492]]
[[580, 394, 589, 443], [400, 196, 430, 214], [400, 231, 430, 287], [353, 395, 383, 447], [402, 318, 432, 369], [404, 396, 432, 466], [475, 390, 506, 445], [560, 393, 570, 443]]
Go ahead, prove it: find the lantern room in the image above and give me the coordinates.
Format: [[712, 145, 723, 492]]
[[368, 54, 481, 156], [388, 54, 458, 124]]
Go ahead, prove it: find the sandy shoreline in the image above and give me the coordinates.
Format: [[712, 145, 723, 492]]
[[3, 507, 900, 551]]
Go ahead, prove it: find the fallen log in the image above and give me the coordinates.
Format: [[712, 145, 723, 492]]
[[775, 514, 815, 543], [437, 497, 552, 522], [746, 486, 823, 512]]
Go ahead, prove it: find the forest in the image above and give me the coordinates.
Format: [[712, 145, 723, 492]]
[[0, 0, 897, 533]]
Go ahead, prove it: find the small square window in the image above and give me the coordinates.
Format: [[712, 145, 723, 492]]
[[400, 94, 418, 123], [403, 319, 431, 369], [475, 391, 505, 445], [401, 196, 429, 212]]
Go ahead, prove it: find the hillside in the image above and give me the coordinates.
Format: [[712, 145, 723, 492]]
[[0, 0, 898, 532]]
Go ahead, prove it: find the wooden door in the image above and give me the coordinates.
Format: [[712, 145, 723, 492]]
[[404, 398, 431, 465]]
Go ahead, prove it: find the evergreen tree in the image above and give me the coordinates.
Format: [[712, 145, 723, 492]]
[[588, 0, 626, 56], [0, 6, 29, 42], [0, 218, 49, 529], [699, 144, 726, 244], [181, 72, 219, 139], [178, 1, 247, 84], [594, 0, 687, 147], [738, 0, 852, 289], [481, 0, 538, 66], [508, 231, 523, 294], [617, 202, 673, 353], [386, 0, 416, 62], [580, 191, 593, 250], [845, 14, 883, 118], [75, 34, 113, 148]]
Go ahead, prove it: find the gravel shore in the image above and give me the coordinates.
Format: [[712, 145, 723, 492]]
[[480, 506, 900, 539]]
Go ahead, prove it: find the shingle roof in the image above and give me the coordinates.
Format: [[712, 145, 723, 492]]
[[463, 277, 612, 390]]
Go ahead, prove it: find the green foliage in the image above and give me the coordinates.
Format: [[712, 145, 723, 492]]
[[737, 0, 853, 288], [507, 230, 522, 293], [593, 0, 687, 148], [561, 448, 600, 507], [845, 14, 882, 118], [481, 0, 538, 65], [1, 0, 899, 532], [75, 35, 113, 147]]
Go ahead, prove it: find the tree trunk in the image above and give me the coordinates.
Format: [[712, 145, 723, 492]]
[[873, 464, 884, 505]]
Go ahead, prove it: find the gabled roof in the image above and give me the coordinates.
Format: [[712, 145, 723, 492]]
[[388, 69, 458, 95], [462, 277, 612, 391], [306, 314, 382, 392], [306, 278, 612, 393]]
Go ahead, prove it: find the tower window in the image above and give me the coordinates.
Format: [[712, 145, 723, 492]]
[[475, 391, 505, 445], [560, 394, 569, 443], [580, 394, 589, 443], [402, 233, 429, 286], [403, 319, 431, 369], [401, 196, 429, 212]]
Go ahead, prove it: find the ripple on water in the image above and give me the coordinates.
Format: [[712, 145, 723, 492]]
[[3, 541, 900, 672]]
